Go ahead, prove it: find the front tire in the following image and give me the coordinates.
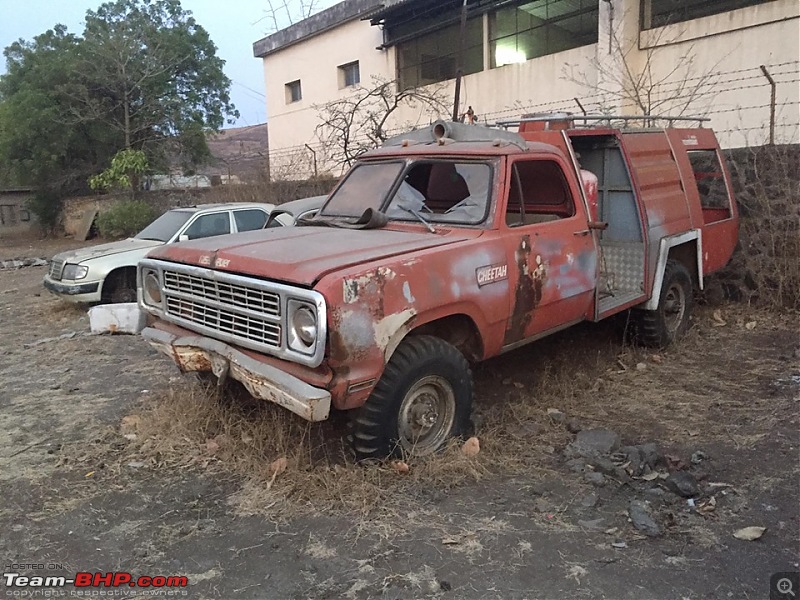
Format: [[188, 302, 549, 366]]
[[103, 268, 137, 304], [636, 259, 693, 347], [350, 335, 473, 461]]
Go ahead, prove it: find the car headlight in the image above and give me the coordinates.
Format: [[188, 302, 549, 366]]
[[288, 302, 317, 353], [142, 269, 162, 306], [62, 264, 88, 280]]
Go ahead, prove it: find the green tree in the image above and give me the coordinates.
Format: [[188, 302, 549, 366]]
[[0, 0, 237, 223], [89, 148, 149, 193]]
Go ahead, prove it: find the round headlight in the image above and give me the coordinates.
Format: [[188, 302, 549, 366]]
[[292, 307, 317, 346], [143, 271, 162, 305]]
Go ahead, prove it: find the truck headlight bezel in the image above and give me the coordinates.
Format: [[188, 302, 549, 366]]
[[141, 269, 163, 307], [288, 301, 318, 354]]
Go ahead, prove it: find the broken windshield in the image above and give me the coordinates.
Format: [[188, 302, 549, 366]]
[[320, 159, 493, 226]]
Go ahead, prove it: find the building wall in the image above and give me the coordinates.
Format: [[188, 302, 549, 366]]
[[262, 18, 394, 178], [636, 0, 800, 147], [0, 190, 37, 237], [259, 0, 800, 179]]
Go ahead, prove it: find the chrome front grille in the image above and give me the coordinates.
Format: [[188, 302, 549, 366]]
[[163, 271, 280, 316], [161, 268, 281, 351], [49, 259, 64, 280], [140, 258, 327, 368], [166, 296, 281, 346]]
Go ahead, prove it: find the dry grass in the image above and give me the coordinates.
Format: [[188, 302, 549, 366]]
[[58, 303, 798, 532]]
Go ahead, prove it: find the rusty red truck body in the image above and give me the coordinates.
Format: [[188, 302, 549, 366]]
[[138, 116, 738, 459]]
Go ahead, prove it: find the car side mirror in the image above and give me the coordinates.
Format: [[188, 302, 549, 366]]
[[178, 234, 189, 242]]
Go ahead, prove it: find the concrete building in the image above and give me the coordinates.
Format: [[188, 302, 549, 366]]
[[253, 0, 800, 179], [0, 188, 36, 237]]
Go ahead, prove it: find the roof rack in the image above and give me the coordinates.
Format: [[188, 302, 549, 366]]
[[383, 119, 528, 150], [496, 113, 710, 129]]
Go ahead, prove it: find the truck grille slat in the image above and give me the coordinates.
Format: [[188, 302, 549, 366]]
[[166, 296, 281, 346], [160, 268, 282, 351], [162, 271, 280, 317]]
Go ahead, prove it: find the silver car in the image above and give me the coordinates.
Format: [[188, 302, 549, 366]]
[[265, 195, 327, 227], [44, 202, 274, 303]]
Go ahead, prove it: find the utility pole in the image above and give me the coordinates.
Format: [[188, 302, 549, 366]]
[[452, 0, 468, 122]]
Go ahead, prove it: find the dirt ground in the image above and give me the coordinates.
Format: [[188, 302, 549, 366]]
[[1, 236, 798, 600]]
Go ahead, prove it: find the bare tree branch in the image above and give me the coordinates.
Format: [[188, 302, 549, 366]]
[[313, 77, 449, 172], [563, 12, 720, 122]]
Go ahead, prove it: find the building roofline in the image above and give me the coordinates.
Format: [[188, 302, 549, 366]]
[[252, 0, 387, 59]]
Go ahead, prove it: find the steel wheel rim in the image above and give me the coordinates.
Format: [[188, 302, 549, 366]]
[[663, 282, 686, 334], [397, 375, 456, 456]]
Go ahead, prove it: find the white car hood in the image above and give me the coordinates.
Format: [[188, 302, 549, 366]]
[[55, 238, 164, 264]]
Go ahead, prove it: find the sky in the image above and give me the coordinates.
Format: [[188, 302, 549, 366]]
[[0, 0, 337, 128]]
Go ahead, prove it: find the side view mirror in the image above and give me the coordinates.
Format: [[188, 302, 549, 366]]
[[178, 234, 189, 242]]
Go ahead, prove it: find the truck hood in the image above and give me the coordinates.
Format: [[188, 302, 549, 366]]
[[146, 226, 477, 286], [55, 238, 164, 264]]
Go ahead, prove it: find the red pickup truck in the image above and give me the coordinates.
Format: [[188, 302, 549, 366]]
[[138, 115, 738, 460]]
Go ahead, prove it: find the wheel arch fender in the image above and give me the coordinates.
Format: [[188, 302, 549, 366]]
[[100, 264, 137, 298], [641, 230, 703, 310], [382, 303, 487, 365]]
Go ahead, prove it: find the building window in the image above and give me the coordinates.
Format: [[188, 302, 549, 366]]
[[285, 80, 302, 104], [397, 17, 483, 89], [489, 0, 599, 68], [641, 0, 777, 29], [338, 61, 360, 88]]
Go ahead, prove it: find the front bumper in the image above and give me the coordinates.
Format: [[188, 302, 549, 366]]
[[43, 276, 101, 303], [141, 327, 331, 422]]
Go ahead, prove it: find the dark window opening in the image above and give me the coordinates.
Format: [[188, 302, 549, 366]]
[[397, 17, 483, 89], [490, 0, 599, 67], [339, 61, 360, 88], [506, 160, 575, 227], [641, 0, 776, 29], [183, 213, 231, 240], [285, 80, 302, 104], [687, 150, 732, 223], [234, 209, 268, 232]]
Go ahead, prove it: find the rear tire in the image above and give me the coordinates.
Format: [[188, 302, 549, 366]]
[[350, 335, 473, 461], [636, 259, 693, 347]]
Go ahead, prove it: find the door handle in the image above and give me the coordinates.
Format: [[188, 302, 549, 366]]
[[574, 230, 590, 236]]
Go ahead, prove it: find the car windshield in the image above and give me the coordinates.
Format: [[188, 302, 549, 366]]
[[320, 162, 404, 218], [135, 210, 194, 242], [320, 160, 493, 226]]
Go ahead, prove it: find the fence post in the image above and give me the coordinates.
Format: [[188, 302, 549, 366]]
[[759, 65, 776, 145]]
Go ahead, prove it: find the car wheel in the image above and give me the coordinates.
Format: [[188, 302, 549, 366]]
[[636, 259, 694, 347], [350, 335, 473, 461], [103, 268, 137, 304]]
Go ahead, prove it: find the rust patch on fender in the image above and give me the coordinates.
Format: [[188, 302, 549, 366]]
[[505, 235, 546, 344]]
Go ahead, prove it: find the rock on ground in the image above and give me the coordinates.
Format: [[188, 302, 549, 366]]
[[629, 500, 662, 537], [567, 429, 621, 459]]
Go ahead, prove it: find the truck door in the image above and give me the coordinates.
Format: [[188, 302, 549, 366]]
[[501, 157, 597, 348]]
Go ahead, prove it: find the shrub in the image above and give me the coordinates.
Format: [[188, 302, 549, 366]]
[[721, 145, 800, 309], [26, 189, 63, 234], [96, 200, 157, 238]]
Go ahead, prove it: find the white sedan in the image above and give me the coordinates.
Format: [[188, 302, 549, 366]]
[[44, 202, 274, 303]]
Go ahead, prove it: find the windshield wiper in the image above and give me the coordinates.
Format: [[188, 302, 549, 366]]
[[396, 201, 435, 233]]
